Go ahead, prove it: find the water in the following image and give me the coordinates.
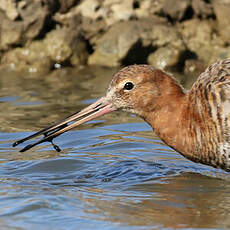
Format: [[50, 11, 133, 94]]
[[0, 67, 230, 230]]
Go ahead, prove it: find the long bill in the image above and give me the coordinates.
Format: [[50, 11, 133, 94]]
[[12, 97, 116, 152]]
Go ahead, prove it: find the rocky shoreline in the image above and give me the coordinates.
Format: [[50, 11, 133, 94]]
[[0, 0, 230, 74]]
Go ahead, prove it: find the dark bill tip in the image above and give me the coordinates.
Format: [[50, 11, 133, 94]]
[[12, 97, 115, 152]]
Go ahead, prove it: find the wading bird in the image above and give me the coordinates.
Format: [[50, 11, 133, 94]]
[[13, 59, 230, 172]]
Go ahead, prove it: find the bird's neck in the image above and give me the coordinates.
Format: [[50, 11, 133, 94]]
[[142, 77, 201, 161], [144, 95, 192, 152]]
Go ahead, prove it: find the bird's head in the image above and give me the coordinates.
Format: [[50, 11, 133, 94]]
[[13, 64, 184, 152]]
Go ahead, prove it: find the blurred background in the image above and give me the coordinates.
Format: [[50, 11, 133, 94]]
[[1, 1, 230, 230], [0, 0, 229, 74]]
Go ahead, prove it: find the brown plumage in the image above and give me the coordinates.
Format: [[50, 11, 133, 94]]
[[13, 59, 230, 172]]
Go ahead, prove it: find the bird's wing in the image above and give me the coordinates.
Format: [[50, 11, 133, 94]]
[[191, 58, 230, 146]]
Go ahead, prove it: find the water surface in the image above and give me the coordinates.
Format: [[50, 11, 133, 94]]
[[0, 67, 230, 230]]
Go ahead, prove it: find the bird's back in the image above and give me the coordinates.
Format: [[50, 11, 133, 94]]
[[188, 59, 230, 171]]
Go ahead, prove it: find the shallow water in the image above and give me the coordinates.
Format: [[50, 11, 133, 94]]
[[0, 67, 230, 230]]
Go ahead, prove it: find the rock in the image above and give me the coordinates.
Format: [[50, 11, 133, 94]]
[[178, 17, 230, 67], [178, 18, 221, 63], [58, 0, 78, 13], [75, 0, 135, 27], [147, 46, 183, 70], [75, 0, 101, 19], [0, 0, 52, 51], [162, 0, 189, 21], [1, 25, 89, 73], [135, 0, 151, 18], [53, 5, 103, 42], [81, 17, 107, 42], [19, 0, 50, 40], [0, 0, 88, 73], [104, 0, 135, 26], [18, 1, 27, 10], [141, 20, 183, 48], [0, 12, 23, 50], [213, 0, 230, 42], [88, 19, 184, 67], [0, 0, 19, 20], [0, 0, 229, 73], [45, 29, 72, 63], [41, 0, 58, 13], [135, 0, 165, 18], [184, 59, 207, 75], [1, 41, 52, 73], [208, 46, 230, 65], [191, 0, 213, 19], [44, 27, 88, 65], [88, 20, 146, 67], [88, 21, 139, 66]]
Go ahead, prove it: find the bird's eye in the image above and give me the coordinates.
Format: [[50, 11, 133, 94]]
[[124, 82, 134, 90]]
